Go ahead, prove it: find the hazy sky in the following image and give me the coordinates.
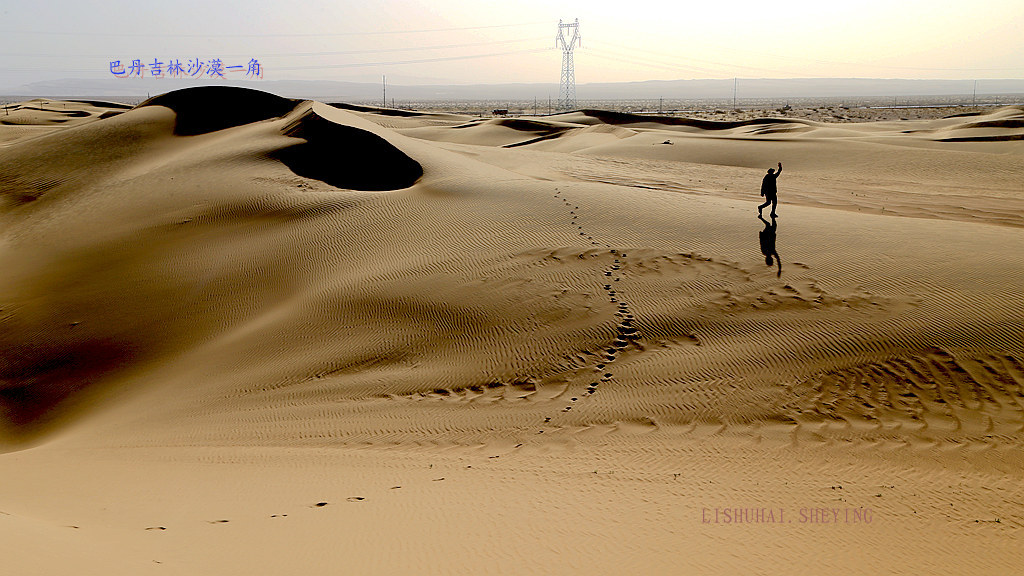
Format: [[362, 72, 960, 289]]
[[2, 0, 1022, 88]]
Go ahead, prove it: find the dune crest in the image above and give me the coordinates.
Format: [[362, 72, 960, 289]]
[[138, 86, 298, 135], [272, 105, 423, 190]]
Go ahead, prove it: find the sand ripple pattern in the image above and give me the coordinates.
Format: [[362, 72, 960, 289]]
[[2, 89, 1023, 454], [785, 348, 1024, 441]]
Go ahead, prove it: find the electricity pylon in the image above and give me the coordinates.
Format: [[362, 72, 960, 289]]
[[555, 19, 581, 111]]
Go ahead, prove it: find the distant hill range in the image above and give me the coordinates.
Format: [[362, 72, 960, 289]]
[[5, 77, 1024, 103]]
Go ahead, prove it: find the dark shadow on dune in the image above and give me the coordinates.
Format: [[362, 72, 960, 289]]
[[67, 99, 134, 110], [0, 339, 134, 442], [937, 109, 1024, 141], [491, 118, 571, 133], [271, 110, 423, 191], [328, 102, 426, 118], [940, 134, 1024, 143], [943, 111, 984, 119], [503, 132, 572, 148], [138, 86, 298, 135], [758, 214, 782, 278], [960, 118, 1024, 130], [577, 109, 801, 130]]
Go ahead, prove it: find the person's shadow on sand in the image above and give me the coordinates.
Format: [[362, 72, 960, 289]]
[[758, 214, 781, 277]]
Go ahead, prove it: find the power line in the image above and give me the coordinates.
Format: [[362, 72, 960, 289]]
[[0, 46, 551, 74], [268, 46, 548, 71], [0, 37, 550, 60], [590, 39, 1024, 76], [585, 48, 722, 77], [586, 42, 801, 77], [704, 41, 1024, 73], [0, 21, 547, 39]]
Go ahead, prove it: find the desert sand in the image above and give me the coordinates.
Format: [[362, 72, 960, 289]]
[[1, 86, 1023, 574]]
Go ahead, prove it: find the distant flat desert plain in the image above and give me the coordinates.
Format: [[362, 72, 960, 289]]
[[1, 87, 1023, 574]]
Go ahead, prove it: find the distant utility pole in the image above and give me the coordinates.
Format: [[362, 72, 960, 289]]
[[382, 75, 386, 109], [555, 18, 581, 111], [973, 80, 978, 106], [733, 78, 738, 109]]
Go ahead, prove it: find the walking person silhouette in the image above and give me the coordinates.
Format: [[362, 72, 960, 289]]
[[758, 162, 782, 217]]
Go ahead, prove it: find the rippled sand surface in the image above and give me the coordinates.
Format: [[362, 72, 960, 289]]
[[2, 88, 1022, 574]]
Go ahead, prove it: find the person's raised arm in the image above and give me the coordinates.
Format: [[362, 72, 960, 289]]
[[776, 162, 783, 176]]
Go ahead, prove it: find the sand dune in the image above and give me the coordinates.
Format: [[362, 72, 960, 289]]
[[400, 105, 1024, 227], [1, 86, 1023, 574], [0, 99, 129, 145]]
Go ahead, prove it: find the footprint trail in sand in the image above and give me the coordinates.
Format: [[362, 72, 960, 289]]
[[537, 188, 642, 433]]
